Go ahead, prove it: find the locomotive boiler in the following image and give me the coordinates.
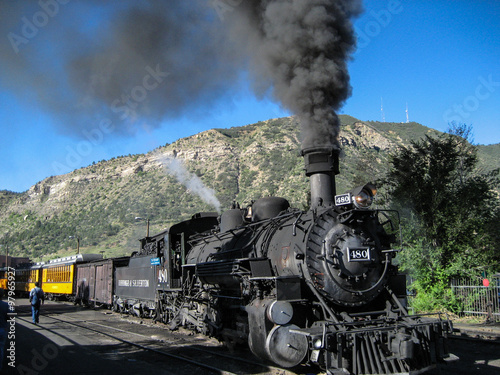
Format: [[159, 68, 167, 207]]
[[154, 146, 452, 374]]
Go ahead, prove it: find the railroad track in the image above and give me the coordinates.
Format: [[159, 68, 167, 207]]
[[449, 329, 500, 345], [17, 304, 300, 375], [17, 301, 500, 375]]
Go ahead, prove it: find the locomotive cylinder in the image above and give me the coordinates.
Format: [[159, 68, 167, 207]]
[[302, 147, 340, 208]]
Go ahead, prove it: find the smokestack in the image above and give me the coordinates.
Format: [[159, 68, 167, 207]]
[[302, 146, 339, 208]]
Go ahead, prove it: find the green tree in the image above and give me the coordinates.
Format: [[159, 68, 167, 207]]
[[382, 125, 500, 311]]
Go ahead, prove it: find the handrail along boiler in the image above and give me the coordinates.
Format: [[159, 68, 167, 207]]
[[154, 146, 453, 374]]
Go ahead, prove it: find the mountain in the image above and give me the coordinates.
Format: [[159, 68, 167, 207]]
[[1, 116, 498, 261]]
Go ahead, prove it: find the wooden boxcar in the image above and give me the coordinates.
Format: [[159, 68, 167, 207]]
[[75, 257, 129, 306]]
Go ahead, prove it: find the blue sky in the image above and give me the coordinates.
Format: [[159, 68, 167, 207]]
[[0, 0, 499, 193]]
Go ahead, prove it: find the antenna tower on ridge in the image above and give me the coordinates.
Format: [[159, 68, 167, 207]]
[[405, 102, 409, 123], [381, 97, 385, 122]]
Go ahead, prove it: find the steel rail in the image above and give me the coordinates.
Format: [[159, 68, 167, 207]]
[[18, 306, 239, 375]]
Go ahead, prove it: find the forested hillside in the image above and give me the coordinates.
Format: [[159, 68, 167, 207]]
[[0, 115, 498, 261]]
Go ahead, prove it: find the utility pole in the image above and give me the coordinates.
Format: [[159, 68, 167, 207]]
[[69, 236, 80, 254], [135, 217, 150, 237], [3, 244, 8, 268]]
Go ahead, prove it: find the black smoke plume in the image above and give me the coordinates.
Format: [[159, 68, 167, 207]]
[[229, 0, 362, 149], [0, 1, 243, 136], [0, 0, 361, 147]]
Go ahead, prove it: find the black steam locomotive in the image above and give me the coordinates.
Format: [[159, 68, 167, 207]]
[[112, 146, 453, 374], [6, 146, 453, 373]]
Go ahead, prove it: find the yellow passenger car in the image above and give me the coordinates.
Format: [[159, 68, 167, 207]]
[[42, 264, 75, 295], [0, 268, 7, 291], [41, 254, 102, 298], [15, 264, 43, 295]]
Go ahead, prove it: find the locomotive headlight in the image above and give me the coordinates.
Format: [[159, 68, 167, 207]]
[[354, 190, 373, 208], [352, 184, 377, 209]]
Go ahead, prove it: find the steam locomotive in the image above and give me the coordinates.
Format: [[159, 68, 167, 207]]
[[9, 146, 453, 374], [115, 146, 453, 374]]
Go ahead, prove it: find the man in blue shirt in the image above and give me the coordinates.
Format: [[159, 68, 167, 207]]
[[29, 282, 45, 324]]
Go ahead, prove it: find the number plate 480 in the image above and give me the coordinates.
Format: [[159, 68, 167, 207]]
[[335, 193, 352, 206], [347, 247, 371, 262]]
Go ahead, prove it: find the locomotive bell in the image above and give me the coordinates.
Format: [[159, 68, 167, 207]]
[[302, 146, 340, 208]]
